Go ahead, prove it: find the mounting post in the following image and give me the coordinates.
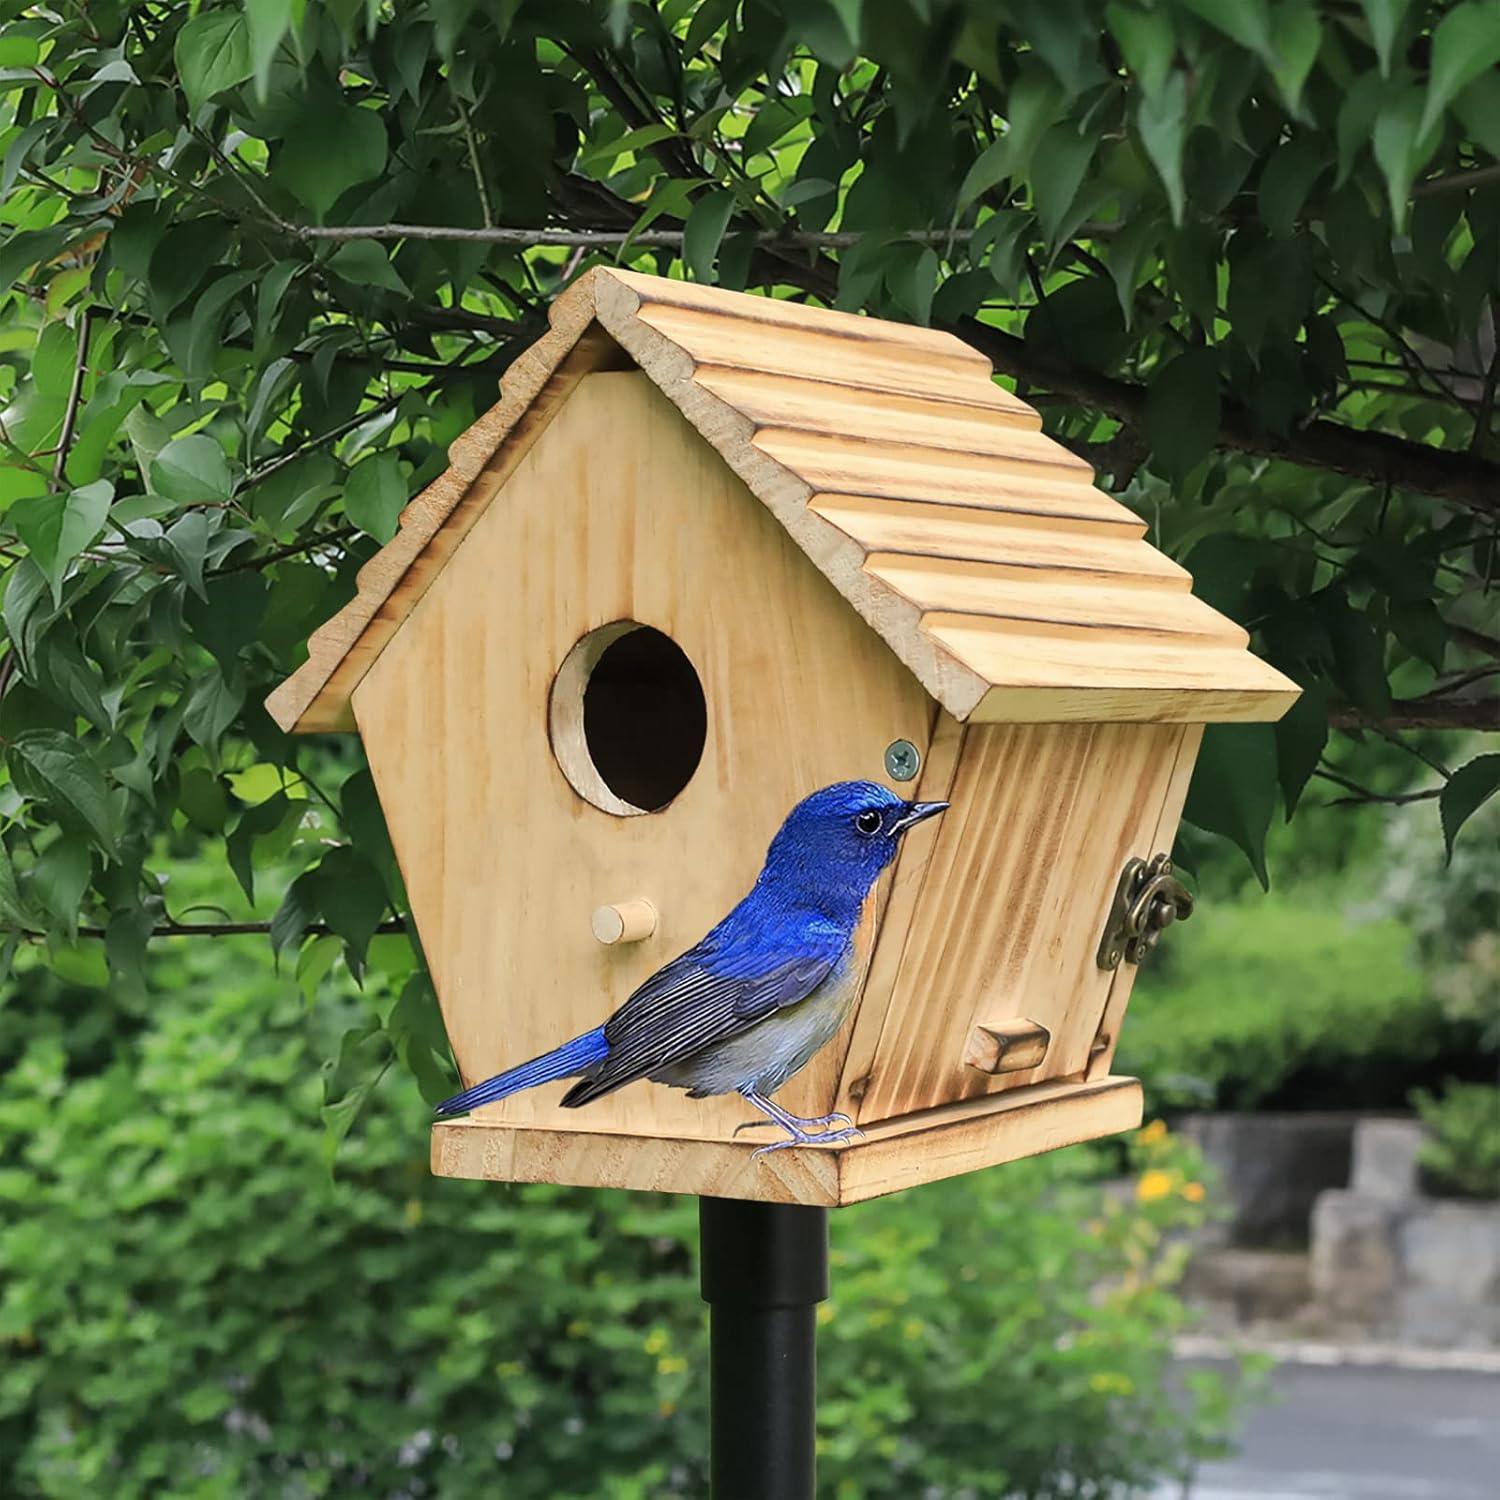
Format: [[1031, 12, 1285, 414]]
[[699, 1197, 829, 1500]]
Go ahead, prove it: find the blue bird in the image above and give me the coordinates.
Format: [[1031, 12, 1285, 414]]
[[434, 781, 948, 1152]]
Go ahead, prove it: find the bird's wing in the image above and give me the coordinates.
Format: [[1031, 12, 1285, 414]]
[[558, 949, 836, 1109]]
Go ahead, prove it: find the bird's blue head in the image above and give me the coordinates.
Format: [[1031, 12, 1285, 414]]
[[756, 780, 949, 921]]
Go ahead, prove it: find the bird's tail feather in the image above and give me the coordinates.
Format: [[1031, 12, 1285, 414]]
[[435, 1027, 609, 1116]]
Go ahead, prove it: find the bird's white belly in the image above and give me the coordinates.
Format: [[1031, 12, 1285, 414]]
[[656, 961, 862, 1100]]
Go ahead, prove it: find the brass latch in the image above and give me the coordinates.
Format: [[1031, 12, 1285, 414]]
[[1096, 853, 1195, 970]]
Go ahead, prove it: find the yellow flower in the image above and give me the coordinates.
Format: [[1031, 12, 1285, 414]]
[[657, 1355, 688, 1376], [1089, 1371, 1135, 1396], [1181, 1180, 1206, 1203], [1136, 1168, 1174, 1202], [816, 1303, 835, 1325], [1137, 1119, 1168, 1146], [643, 1329, 668, 1355]]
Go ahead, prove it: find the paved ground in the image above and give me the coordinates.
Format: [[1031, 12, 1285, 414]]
[[1165, 1360, 1500, 1500]]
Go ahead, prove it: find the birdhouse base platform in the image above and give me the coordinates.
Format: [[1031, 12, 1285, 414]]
[[429, 1075, 1143, 1207]]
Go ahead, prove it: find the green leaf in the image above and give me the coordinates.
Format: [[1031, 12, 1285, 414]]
[[104, 905, 154, 997], [227, 792, 292, 902], [1183, 723, 1278, 888], [343, 452, 406, 543], [885, 244, 940, 326], [158, 510, 212, 599], [9, 731, 119, 856], [271, 871, 318, 958], [388, 972, 455, 1105], [1419, 1, 1500, 144], [320, 1019, 394, 1163], [683, 190, 736, 283], [327, 239, 409, 294], [176, 767, 230, 834], [1105, 214, 1163, 326], [9, 481, 113, 603], [1441, 754, 1500, 859], [1145, 348, 1221, 480], [150, 435, 231, 505], [296, 932, 342, 1003], [1031, 125, 1095, 247], [312, 846, 389, 980], [1273, 679, 1327, 816], [174, 11, 253, 111], [1258, 136, 1326, 237], [184, 270, 258, 379], [183, 665, 245, 749], [1178, 0, 1274, 60], [957, 71, 1061, 210], [274, 102, 387, 220], [0, 227, 75, 292], [1267, 1, 1322, 117], [1371, 86, 1428, 233], [1106, 2, 1177, 98], [35, 633, 113, 732], [1358, 0, 1409, 75], [340, 768, 399, 899], [575, 122, 679, 172], [1136, 71, 1188, 224], [33, 836, 90, 939], [246, 0, 295, 97], [622, 176, 703, 251], [183, 571, 269, 670]]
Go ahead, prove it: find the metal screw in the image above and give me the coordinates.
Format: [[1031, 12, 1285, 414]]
[[884, 738, 921, 782]]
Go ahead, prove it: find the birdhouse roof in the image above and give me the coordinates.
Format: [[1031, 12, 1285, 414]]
[[267, 266, 1297, 734]]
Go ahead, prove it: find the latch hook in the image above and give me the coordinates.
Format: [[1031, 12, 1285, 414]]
[[1096, 853, 1195, 970]]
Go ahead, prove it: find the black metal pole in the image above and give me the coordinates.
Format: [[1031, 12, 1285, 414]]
[[699, 1196, 829, 1500]]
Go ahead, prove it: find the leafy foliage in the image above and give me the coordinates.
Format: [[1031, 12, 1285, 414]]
[[2, 1, 1499, 1104], [0, 924, 1255, 1497], [1119, 889, 1494, 1112], [1412, 1082, 1500, 1197]]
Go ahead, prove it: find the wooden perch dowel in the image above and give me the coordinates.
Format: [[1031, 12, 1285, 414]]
[[963, 1019, 1051, 1075], [591, 899, 659, 945]]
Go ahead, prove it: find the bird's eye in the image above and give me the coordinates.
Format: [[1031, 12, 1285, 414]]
[[854, 809, 883, 835]]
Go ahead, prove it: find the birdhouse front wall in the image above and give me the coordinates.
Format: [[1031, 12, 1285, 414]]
[[837, 718, 1203, 1128], [349, 368, 933, 1143]]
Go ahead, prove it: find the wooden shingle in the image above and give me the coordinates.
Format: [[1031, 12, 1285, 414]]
[[267, 267, 1297, 735]]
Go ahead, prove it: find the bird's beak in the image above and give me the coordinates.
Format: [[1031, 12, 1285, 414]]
[[892, 800, 949, 834]]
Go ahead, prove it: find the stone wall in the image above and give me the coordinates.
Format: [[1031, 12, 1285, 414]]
[[1310, 1120, 1500, 1349]]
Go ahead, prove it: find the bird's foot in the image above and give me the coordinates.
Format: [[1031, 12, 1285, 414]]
[[751, 1123, 863, 1159], [733, 1110, 853, 1139]]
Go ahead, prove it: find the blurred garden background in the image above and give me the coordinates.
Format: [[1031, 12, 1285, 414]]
[[3, 1, 1500, 1495]]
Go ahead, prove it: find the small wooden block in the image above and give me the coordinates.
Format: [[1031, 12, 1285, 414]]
[[430, 1075, 1143, 1207], [963, 1018, 1051, 1075], [591, 898, 658, 945]]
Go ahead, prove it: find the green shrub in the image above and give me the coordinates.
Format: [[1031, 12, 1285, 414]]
[[0, 934, 1255, 1498], [1412, 1084, 1500, 1200], [1118, 894, 1487, 1113]]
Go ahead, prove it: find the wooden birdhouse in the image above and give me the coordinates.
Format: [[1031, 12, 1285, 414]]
[[267, 268, 1298, 1207]]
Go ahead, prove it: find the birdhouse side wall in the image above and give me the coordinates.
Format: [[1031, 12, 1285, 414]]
[[350, 369, 933, 1144], [841, 718, 1202, 1125]]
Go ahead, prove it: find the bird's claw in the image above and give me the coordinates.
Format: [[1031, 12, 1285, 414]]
[[752, 1125, 863, 1159], [734, 1110, 853, 1139]]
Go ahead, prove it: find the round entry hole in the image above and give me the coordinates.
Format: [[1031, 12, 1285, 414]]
[[550, 622, 707, 816]]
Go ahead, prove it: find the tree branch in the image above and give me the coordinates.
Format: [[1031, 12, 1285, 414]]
[[53, 308, 91, 482], [1330, 696, 1500, 731], [1413, 163, 1500, 197], [272, 220, 976, 249], [56, 918, 409, 941], [955, 317, 1500, 523]]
